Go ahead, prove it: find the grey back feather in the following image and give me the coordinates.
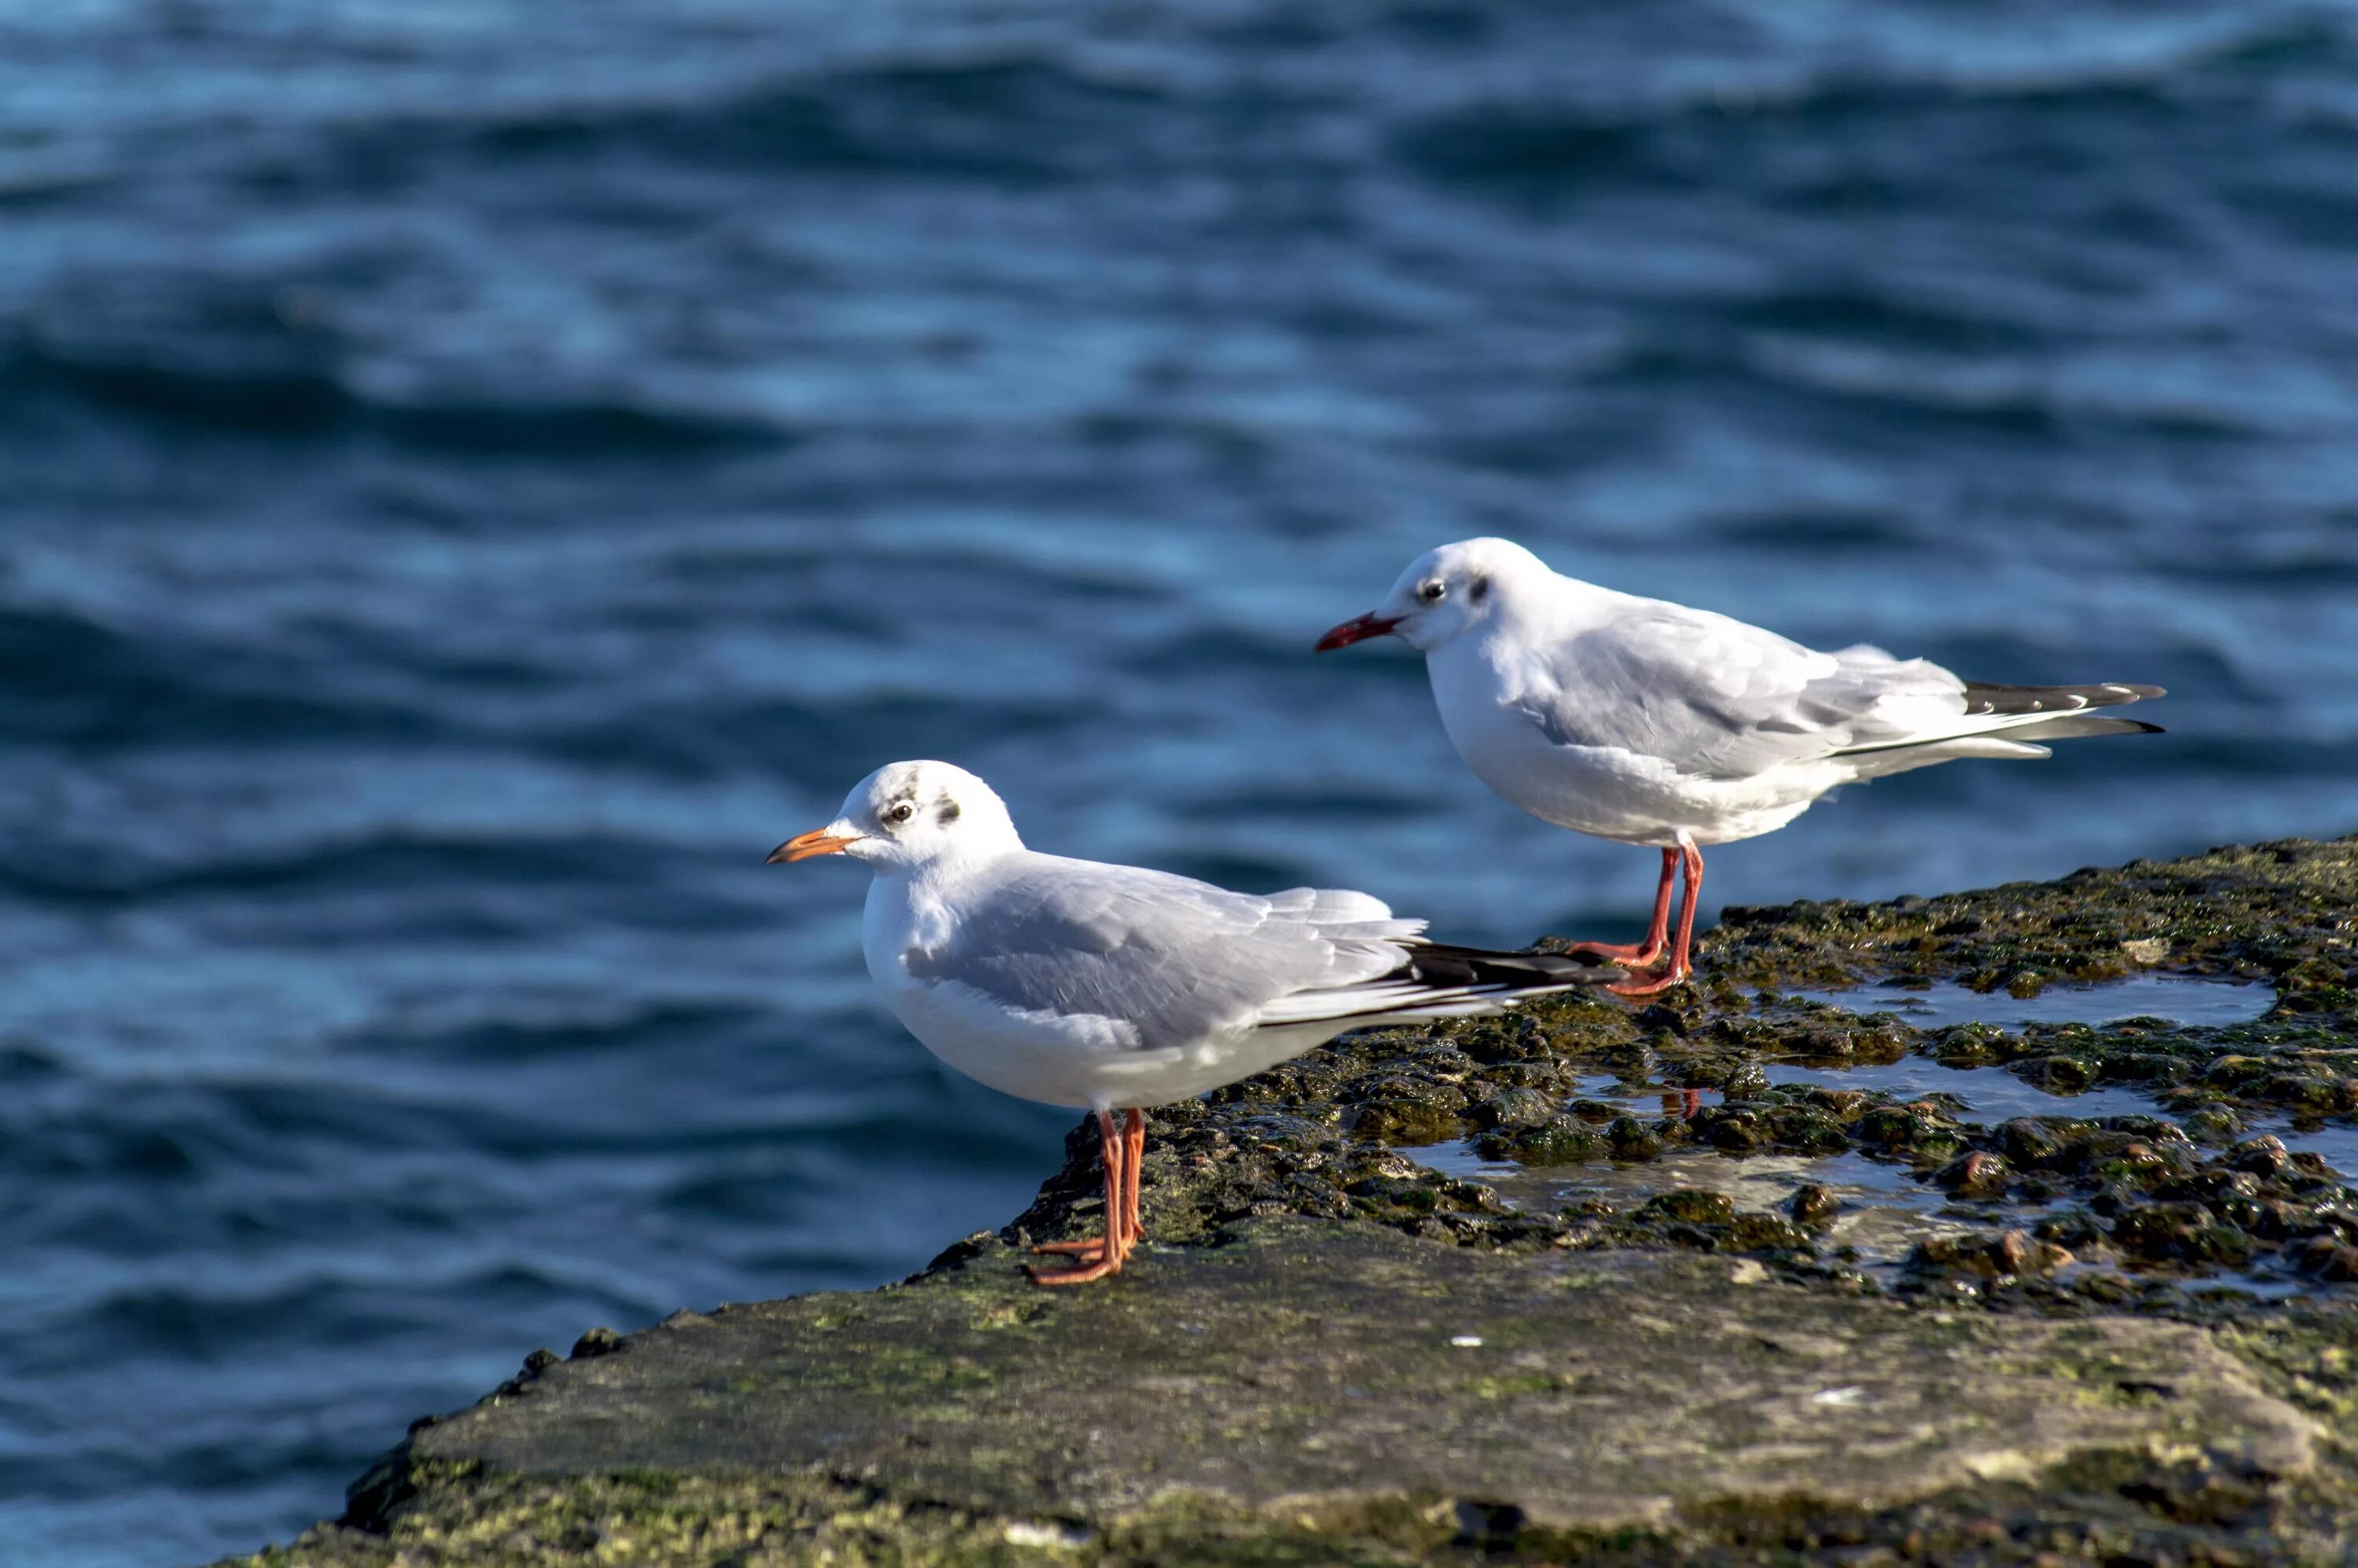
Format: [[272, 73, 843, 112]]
[[903, 853, 1421, 1049], [1519, 603, 1965, 780]]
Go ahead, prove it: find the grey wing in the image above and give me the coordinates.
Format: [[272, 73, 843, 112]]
[[1523, 603, 1967, 780], [906, 854, 1422, 1050]]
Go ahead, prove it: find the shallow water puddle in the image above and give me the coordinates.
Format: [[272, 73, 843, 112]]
[[1407, 1068, 2006, 1273], [2280, 1121, 2358, 1178], [1787, 972, 2273, 1030], [1402, 1053, 2353, 1294], [1409, 1140, 1975, 1272], [1509, 1060, 2165, 1126], [1761, 1060, 2162, 1122]]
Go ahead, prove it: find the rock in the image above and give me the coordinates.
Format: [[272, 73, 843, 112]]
[[1994, 1117, 2067, 1169], [1478, 1114, 1607, 1167], [219, 837, 2358, 1565], [2022, 1056, 2094, 1094], [1471, 1086, 1555, 1131], [1347, 1075, 1468, 1144], [1939, 1151, 2013, 1199], [1605, 1114, 1663, 1159], [1695, 1107, 1764, 1151], [1789, 1183, 1841, 1227], [2184, 1106, 2246, 1145], [2299, 1238, 2358, 1282], [1855, 1103, 1963, 1159], [2233, 1135, 2294, 1180], [2208, 1056, 2274, 1091], [1931, 1024, 2005, 1067], [1806, 1086, 1868, 1118], [243, 1227, 2317, 1567], [1911, 1228, 2074, 1280], [1637, 1188, 1736, 1227], [1720, 1061, 1771, 1101], [568, 1327, 622, 1361], [1763, 1106, 1848, 1154]]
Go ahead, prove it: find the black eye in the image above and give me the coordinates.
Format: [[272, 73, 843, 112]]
[[884, 802, 916, 825], [1418, 581, 1445, 603]]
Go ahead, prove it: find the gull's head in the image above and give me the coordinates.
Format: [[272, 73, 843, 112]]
[[767, 760, 1022, 874], [1314, 537, 1548, 655]]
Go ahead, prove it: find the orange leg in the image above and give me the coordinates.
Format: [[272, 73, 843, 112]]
[[1608, 843, 1704, 1000], [1030, 1109, 1137, 1286], [1034, 1107, 1146, 1261], [1566, 848, 1680, 966], [1122, 1107, 1144, 1243]]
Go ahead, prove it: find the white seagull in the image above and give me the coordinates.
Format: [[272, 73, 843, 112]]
[[770, 759, 1616, 1284], [1316, 537, 2163, 997]]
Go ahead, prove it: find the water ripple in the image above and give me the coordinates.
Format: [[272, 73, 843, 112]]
[[6, 3, 2358, 1564]]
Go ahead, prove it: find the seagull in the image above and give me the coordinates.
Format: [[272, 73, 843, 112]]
[[770, 759, 1617, 1285], [1315, 537, 2164, 997]]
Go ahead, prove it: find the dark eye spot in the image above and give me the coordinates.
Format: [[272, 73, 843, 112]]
[[937, 800, 960, 825], [1468, 575, 1489, 604], [884, 800, 916, 825], [1418, 581, 1445, 603]]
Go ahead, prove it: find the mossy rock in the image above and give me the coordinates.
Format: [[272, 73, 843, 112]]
[[1478, 1114, 1607, 1167], [228, 1226, 2327, 1567], [223, 837, 2358, 1566]]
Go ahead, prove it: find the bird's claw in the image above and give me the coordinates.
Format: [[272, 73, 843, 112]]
[[1030, 1236, 1111, 1260]]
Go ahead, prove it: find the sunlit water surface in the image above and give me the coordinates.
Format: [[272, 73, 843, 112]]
[[1790, 974, 2278, 1030], [7, 2, 2358, 1562]]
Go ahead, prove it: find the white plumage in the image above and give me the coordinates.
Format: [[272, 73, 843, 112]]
[[772, 758, 1613, 1283], [1318, 537, 2163, 993]]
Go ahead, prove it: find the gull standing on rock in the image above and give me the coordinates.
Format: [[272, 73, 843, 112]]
[[1316, 538, 2165, 997], [772, 760, 1617, 1285]]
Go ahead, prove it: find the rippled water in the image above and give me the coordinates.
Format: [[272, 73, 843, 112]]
[[8, 3, 2358, 1562]]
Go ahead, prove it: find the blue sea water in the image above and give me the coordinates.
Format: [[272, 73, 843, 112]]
[[5, 2, 2358, 1562]]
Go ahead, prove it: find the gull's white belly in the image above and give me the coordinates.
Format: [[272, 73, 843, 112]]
[[862, 871, 1326, 1111], [1431, 661, 1837, 848], [883, 979, 1330, 1111]]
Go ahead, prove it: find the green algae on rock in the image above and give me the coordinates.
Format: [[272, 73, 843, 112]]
[[225, 839, 2358, 1566], [237, 1228, 2345, 1567]]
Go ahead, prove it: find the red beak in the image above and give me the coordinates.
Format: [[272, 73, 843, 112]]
[[1313, 611, 1401, 652]]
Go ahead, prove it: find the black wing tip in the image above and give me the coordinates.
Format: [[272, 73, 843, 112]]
[[1960, 679, 2167, 715], [1257, 943, 1622, 1033], [1407, 941, 1623, 991]]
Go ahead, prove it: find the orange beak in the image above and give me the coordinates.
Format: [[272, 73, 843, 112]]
[[766, 828, 861, 865], [1313, 611, 1401, 652]]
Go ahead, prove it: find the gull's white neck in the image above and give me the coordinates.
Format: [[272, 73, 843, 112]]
[[905, 835, 1023, 893], [860, 836, 1023, 989]]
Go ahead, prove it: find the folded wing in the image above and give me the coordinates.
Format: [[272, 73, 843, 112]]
[[907, 854, 1610, 1048], [1522, 600, 2161, 780], [903, 854, 1420, 1049]]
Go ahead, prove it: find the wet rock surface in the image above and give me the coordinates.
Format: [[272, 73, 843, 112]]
[[228, 839, 2358, 1565]]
